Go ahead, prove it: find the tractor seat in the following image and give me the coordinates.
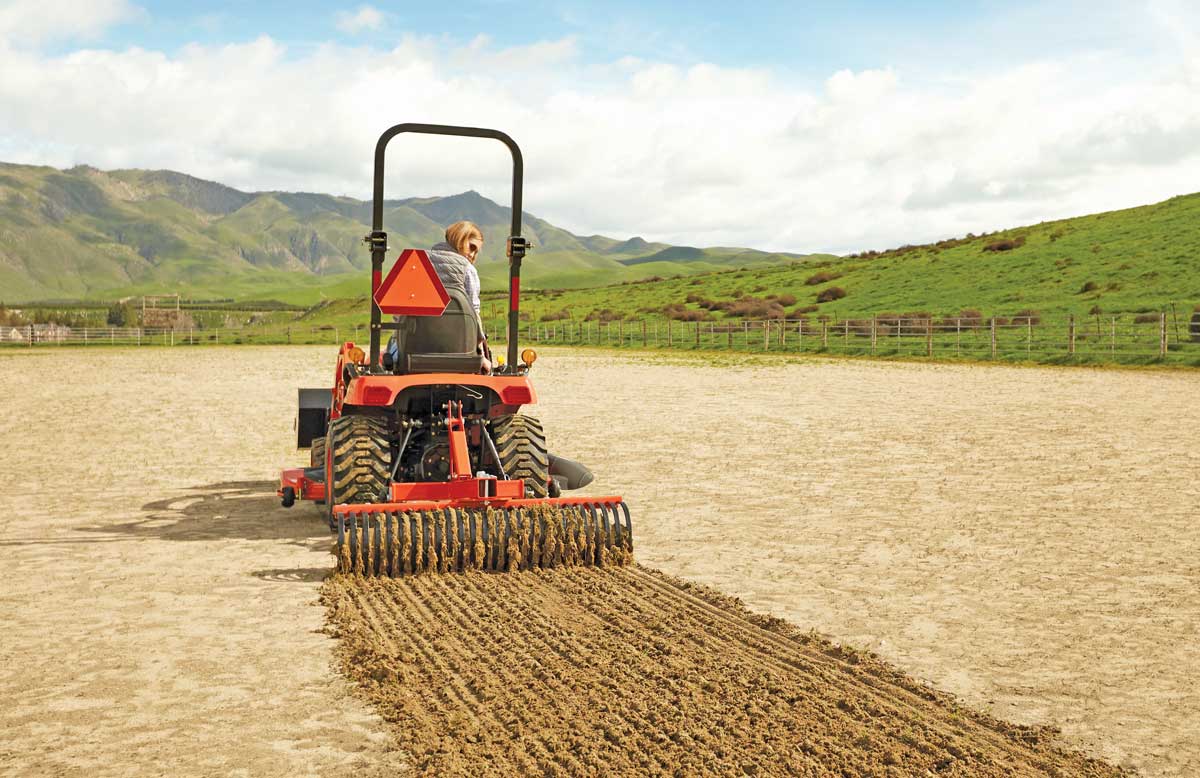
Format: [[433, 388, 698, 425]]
[[386, 288, 484, 374]]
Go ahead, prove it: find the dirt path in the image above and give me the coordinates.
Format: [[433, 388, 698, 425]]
[[324, 566, 1123, 777]]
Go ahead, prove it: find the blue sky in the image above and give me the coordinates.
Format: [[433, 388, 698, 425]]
[[87, 1, 1161, 77], [99, 1, 980, 68], [1, 0, 1198, 251]]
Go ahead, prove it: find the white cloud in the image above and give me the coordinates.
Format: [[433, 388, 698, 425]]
[[335, 5, 385, 35], [0, 23, 1198, 254], [0, 0, 138, 45]]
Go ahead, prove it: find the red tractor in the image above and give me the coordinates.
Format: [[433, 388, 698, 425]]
[[279, 124, 632, 576]]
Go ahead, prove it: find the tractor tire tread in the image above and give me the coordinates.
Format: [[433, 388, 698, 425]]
[[326, 415, 390, 510], [492, 414, 550, 498]]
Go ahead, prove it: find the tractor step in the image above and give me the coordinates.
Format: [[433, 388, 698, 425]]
[[334, 500, 632, 576]]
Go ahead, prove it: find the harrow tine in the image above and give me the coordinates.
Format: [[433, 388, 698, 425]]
[[333, 499, 633, 577]]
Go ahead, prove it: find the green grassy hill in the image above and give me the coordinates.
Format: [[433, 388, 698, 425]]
[[0, 162, 811, 304], [482, 192, 1200, 325]]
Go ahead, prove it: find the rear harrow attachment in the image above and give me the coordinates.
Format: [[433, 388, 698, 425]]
[[335, 500, 633, 576]]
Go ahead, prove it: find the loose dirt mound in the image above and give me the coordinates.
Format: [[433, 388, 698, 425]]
[[323, 566, 1126, 777]]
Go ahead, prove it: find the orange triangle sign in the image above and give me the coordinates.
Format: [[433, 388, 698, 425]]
[[374, 249, 450, 316]]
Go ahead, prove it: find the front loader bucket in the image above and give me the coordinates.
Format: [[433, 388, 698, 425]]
[[334, 500, 633, 576]]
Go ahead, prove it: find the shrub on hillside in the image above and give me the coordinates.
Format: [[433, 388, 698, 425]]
[[937, 309, 984, 329], [1079, 281, 1099, 293], [540, 308, 572, 322], [583, 308, 623, 322], [661, 303, 711, 321], [815, 286, 847, 303], [982, 236, 1026, 252], [789, 304, 819, 316], [1134, 313, 1161, 324], [774, 293, 797, 307], [723, 296, 785, 319], [877, 311, 932, 335], [805, 270, 842, 286], [1010, 309, 1041, 326]]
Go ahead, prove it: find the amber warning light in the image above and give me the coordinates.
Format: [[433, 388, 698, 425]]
[[373, 249, 450, 316]]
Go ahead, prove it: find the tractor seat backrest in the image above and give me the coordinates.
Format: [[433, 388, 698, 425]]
[[392, 287, 484, 374]]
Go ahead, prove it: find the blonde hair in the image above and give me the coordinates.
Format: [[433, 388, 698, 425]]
[[445, 221, 484, 262]]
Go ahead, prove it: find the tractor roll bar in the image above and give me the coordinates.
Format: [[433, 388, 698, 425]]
[[366, 123, 526, 372]]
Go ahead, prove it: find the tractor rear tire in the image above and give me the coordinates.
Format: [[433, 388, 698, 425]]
[[325, 415, 391, 529], [492, 414, 551, 498]]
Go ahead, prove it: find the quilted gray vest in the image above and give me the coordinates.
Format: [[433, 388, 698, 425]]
[[427, 242, 469, 295]]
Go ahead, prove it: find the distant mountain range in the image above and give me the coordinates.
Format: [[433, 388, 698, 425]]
[[0, 162, 814, 303]]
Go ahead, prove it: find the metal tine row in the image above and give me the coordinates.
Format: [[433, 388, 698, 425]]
[[335, 501, 633, 577]]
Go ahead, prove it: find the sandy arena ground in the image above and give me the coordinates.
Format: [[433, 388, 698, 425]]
[[1, 346, 1197, 776]]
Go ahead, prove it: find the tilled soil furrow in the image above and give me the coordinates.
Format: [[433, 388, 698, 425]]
[[455, 570, 678, 775], [619, 564, 1088, 773], [552, 566, 990, 775], [379, 577, 548, 775], [330, 580, 531, 774], [324, 568, 1128, 778], [615, 566, 1088, 774], [404, 573, 607, 776]]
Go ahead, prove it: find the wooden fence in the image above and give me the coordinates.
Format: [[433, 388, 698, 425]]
[[502, 311, 1200, 365], [4, 311, 1199, 366]]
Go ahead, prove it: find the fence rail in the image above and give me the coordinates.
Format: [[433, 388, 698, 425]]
[[4, 312, 1199, 366], [508, 311, 1200, 365]]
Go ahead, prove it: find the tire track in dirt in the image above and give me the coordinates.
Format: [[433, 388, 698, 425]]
[[322, 565, 1129, 777]]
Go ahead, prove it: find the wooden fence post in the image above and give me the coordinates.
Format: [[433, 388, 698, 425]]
[[843, 319, 849, 348], [727, 324, 733, 349], [642, 320, 647, 346], [763, 320, 770, 351], [618, 320, 623, 347], [1068, 315, 1075, 355], [1160, 312, 1168, 358], [797, 319, 803, 350], [821, 321, 828, 348], [1027, 318, 1032, 356], [926, 318, 933, 357], [870, 317, 877, 354], [1110, 317, 1115, 355], [990, 318, 996, 359]]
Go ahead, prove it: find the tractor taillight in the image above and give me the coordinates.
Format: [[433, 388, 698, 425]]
[[500, 386, 533, 405], [363, 386, 393, 405]]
